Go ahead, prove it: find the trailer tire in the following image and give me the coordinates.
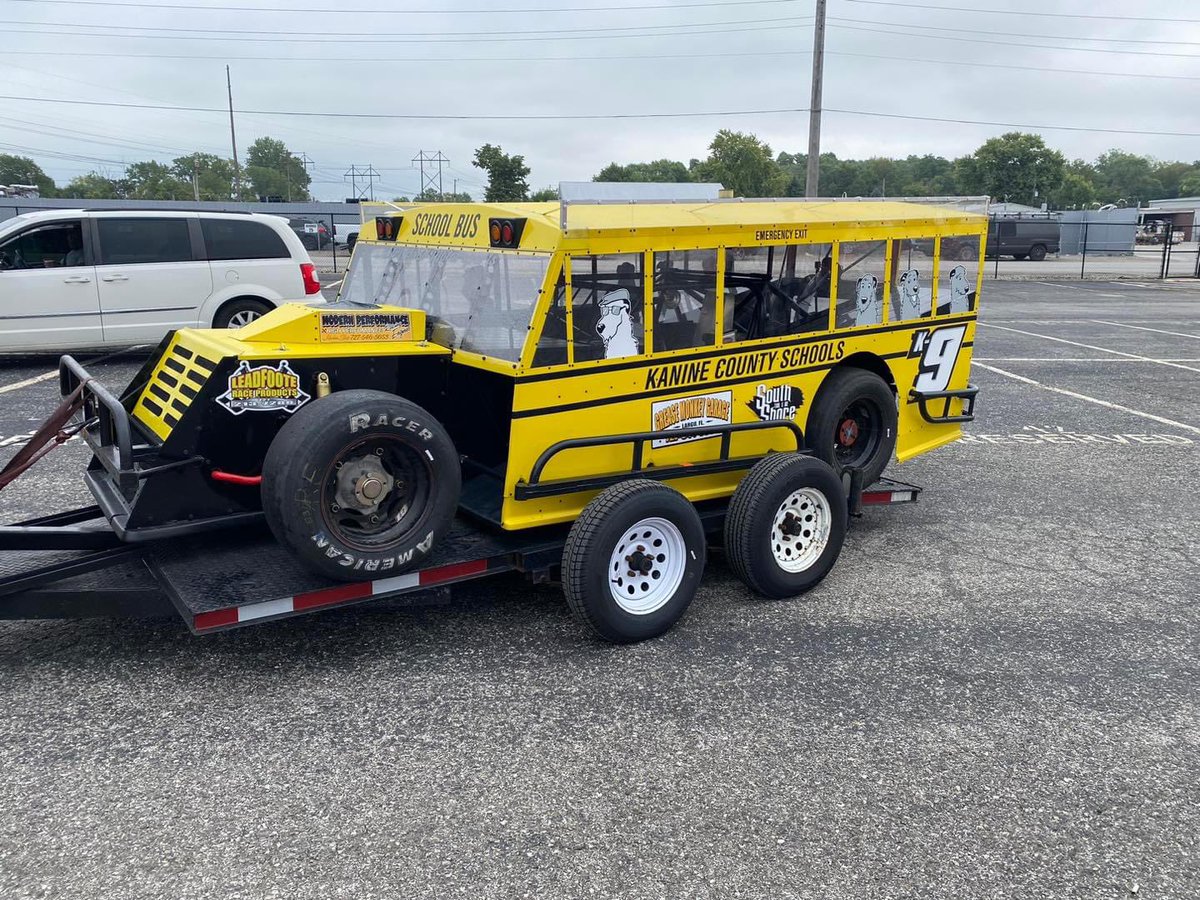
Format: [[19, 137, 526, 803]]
[[725, 454, 846, 599], [806, 367, 897, 484], [562, 480, 705, 643], [262, 390, 461, 581]]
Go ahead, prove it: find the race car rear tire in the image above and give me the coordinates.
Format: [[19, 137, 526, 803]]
[[806, 367, 897, 484], [725, 453, 846, 599], [261, 389, 461, 581], [562, 480, 705, 643]]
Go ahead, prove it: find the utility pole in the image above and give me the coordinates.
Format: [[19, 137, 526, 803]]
[[804, 0, 827, 198], [296, 152, 314, 201], [344, 164, 379, 201], [413, 150, 448, 201], [192, 157, 200, 202], [226, 65, 243, 201]]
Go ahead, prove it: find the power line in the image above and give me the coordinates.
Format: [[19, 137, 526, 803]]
[[5, 20, 807, 43], [827, 14, 1200, 47], [6, 0, 802, 12], [843, 0, 1200, 25], [5, 46, 1200, 82], [829, 22, 1200, 60], [4, 92, 1200, 136], [0, 14, 811, 38]]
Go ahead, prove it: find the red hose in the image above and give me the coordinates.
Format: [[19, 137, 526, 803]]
[[210, 470, 263, 486]]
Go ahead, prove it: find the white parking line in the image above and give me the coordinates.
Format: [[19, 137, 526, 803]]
[[976, 358, 1200, 362], [0, 347, 146, 396], [1089, 319, 1200, 340], [978, 323, 1200, 375], [323, 278, 343, 290], [973, 362, 1200, 436]]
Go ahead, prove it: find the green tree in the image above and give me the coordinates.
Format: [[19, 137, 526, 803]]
[[122, 160, 190, 200], [691, 130, 786, 197], [61, 172, 124, 200], [955, 132, 1065, 205], [1091, 150, 1162, 205], [1180, 170, 1200, 197], [472, 144, 530, 202], [414, 188, 473, 202], [1049, 171, 1097, 209], [245, 137, 311, 201], [529, 186, 559, 201], [0, 154, 56, 196], [594, 159, 691, 183], [1152, 161, 1196, 199], [171, 153, 235, 201]]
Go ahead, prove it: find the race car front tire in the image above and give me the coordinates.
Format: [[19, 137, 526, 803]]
[[261, 389, 461, 581], [806, 367, 897, 485]]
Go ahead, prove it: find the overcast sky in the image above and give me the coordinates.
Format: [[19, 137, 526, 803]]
[[4, 0, 1200, 200]]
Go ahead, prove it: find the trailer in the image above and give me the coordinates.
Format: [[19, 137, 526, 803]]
[[0, 478, 920, 633]]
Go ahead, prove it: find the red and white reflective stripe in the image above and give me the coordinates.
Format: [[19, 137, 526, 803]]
[[861, 489, 916, 505], [194, 558, 490, 631]]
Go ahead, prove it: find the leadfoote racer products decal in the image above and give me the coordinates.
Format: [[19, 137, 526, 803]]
[[319, 310, 412, 343], [216, 360, 311, 415], [748, 384, 803, 422], [651, 390, 733, 448]]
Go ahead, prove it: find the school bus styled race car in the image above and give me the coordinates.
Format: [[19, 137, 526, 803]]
[[0, 196, 985, 642]]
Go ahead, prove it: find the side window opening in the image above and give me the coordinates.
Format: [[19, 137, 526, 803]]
[[890, 239, 932, 323], [937, 235, 982, 315], [727, 243, 834, 342], [834, 240, 887, 328], [652, 249, 718, 352], [0, 221, 85, 271], [552, 253, 644, 364]]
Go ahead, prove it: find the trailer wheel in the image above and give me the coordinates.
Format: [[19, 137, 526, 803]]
[[725, 454, 847, 599], [563, 480, 705, 643], [806, 367, 897, 484], [261, 390, 461, 581]]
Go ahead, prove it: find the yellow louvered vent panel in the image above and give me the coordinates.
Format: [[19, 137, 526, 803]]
[[132, 336, 220, 441]]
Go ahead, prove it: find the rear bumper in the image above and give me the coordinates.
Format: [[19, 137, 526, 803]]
[[909, 384, 978, 424]]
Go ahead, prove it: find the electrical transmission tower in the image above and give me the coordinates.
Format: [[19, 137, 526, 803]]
[[412, 150, 448, 200], [344, 164, 380, 201]]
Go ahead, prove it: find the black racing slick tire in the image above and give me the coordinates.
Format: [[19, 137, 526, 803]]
[[806, 367, 897, 484], [562, 480, 705, 643], [261, 389, 461, 581], [725, 454, 847, 600]]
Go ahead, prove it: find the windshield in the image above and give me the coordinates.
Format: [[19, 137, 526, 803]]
[[340, 243, 550, 363]]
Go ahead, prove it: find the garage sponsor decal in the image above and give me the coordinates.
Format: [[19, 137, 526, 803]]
[[216, 360, 310, 415], [651, 390, 732, 448], [319, 311, 412, 343], [644, 341, 845, 390], [748, 383, 803, 422]]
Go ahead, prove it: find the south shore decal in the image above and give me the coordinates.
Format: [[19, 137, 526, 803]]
[[748, 384, 803, 422], [319, 311, 412, 343], [651, 390, 733, 448], [644, 340, 845, 390], [216, 360, 310, 415]]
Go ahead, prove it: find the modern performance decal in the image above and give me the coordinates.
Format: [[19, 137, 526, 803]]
[[216, 360, 310, 415], [651, 390, 733, 448], [909, 324, 968, 393], [748, 384, 803, 422], [319, 311, 412, 343]]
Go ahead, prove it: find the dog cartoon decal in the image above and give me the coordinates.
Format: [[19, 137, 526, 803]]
[[895, 268, 925, 321], [853, 274, 882, 326], [947, 264, 974, 314], [596, 288, 640, 359]]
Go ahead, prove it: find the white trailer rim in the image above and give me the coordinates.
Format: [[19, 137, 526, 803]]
[[608, 516, 686, 615], [771, 487, 832, 573]]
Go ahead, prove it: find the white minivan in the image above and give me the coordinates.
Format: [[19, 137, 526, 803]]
[[0, 209, 322, 352]]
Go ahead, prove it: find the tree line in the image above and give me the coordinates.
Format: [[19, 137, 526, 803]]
[[7, 130, 1199, 209], [0, 137, 312, 202], [594, 130, 1200, 209]]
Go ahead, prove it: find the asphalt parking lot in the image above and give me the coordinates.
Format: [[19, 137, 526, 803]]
[[0, 280, 1197, 899]]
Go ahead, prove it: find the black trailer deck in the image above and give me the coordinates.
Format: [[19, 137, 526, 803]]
[[0, 477, 921, 633]]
